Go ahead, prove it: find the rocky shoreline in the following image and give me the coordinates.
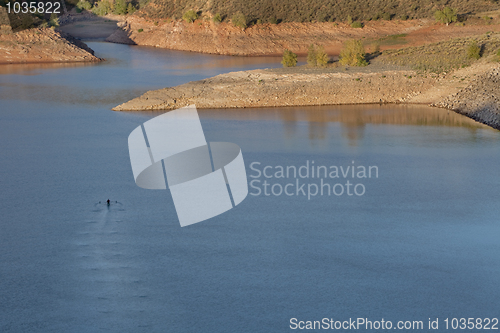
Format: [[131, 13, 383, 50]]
[[434, 67, 500, 130], [113, 63, 500, 131], [0, 28, 102, 64]]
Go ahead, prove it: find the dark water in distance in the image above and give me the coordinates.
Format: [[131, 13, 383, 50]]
[[0, 42, 499, 332]]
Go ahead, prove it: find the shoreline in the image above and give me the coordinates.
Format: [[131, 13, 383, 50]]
[[113, 63, 500, 131], [105, 15, 500, 56], [0, 28, 102, 65]]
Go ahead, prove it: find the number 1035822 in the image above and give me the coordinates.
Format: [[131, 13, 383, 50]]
[[6, 1, 61, 14], [444, 318, 498, 330]]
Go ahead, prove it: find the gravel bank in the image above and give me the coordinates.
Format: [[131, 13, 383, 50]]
[[113, 67, 437, 111], [434, 66, 500, 130]]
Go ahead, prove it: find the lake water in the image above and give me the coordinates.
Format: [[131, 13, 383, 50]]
[[1, 42, 499, 332]]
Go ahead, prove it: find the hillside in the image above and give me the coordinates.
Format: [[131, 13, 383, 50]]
[[0, 27, 102, 64], [138, 0, 499, 24]]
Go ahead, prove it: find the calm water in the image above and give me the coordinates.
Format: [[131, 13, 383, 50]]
[[0, 42, 499, 332]]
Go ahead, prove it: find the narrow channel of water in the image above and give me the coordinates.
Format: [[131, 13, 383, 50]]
[[0, 42, 499, 332]]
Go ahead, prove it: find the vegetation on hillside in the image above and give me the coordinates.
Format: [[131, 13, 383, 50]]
[[378, 33, 500, 73], [137, 0, 499, 24], [182, 9, 198, 23], [339, 40, 368, 66], [434, 7, 457, 25]]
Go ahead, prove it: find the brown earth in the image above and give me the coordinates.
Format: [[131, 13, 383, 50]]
[[112, 61, 500, 130], [0, 28, 102, 64], [106, 15, 500, 56]]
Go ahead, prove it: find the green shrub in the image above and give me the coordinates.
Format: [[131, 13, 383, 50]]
[[307, 44, 317, 66], [232, 12, 247, 29], [346, 15, 353, 24], [316, 45, 329, 67], [495, 49, 500, 62], [268, 17, 278, 24], [482, 16, 492, 24], [351, 21, 363, 28], [76, 0, 92, 11], [434, 7, 457, 25], [114, 0, 127, 15], [467, 41, 481, 60], [382, 12, 392, 20], [400, 15, 408, 20], [182, 10, 198, 23], [281, 49, 297, 67], [127, 3, 136, 14], [138, 28, 144, 32], [75, 7, 82, 13], [49, 13, 59, 27], [371, 41, 381, 54], [339, 39, 368, 66], [213, 13, 222, 23], [92, 0, 112, 16]]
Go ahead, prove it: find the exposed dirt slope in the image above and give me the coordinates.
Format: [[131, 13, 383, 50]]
[[0, 28, 102, 64], [106, 16, 500, 56]]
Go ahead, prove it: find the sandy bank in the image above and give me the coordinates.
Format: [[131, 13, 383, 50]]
[[0, 28, 102, 64], [113, 62, 500, 130]]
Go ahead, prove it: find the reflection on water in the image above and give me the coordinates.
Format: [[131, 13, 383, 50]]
[[197, 104, 489, 128], [202, 104, 492, 146], [130, 104, 493, 146], [0, 61, 100, 75]]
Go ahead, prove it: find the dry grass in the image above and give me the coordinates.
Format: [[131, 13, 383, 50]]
[[378, 32, 500, 73]]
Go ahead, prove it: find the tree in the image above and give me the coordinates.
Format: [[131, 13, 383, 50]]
[[92, 0, 112, 16], [339, 39, 368, 66], [316, 46, 329, 67], [281, 49, 297, 67], [182, 10, 198, 23], [434, 7, 457, 25], [307, 44, 329, 67], [127, 3, 136, 14], [114, 0, 127, 15], [307, 44, 317, 66], [76, 0, 92, 11]]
